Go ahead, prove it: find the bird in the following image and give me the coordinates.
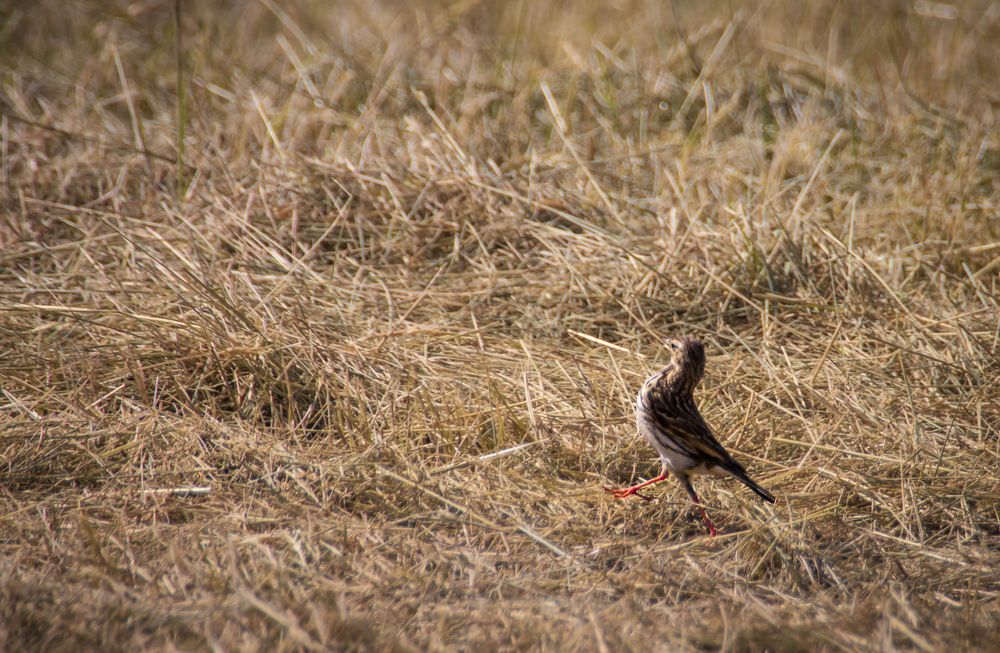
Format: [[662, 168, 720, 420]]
[[605, 336, 775, 536]]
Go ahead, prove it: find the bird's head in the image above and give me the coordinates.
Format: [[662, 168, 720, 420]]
[[666, 336, 706, 387]]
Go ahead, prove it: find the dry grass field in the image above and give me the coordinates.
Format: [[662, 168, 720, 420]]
[[2, 1, 999, 650]]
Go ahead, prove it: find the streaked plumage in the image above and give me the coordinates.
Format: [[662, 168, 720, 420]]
[[606, 336, 775, 536]]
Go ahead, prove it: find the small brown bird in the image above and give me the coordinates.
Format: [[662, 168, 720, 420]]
[[605, 336, 775, 536]]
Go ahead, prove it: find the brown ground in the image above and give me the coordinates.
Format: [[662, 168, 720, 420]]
[[1, 1, 998, 651]]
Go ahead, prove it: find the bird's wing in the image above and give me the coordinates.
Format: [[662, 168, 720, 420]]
[[647, 397, 734, 466], [670, 417, 733, 463]]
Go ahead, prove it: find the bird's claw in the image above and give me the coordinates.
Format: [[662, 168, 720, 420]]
[[603, 486, 654, 501], [695, 505, 718, 537]]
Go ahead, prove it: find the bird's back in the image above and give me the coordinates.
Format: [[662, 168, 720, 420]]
[[636, 367, 736, 474]]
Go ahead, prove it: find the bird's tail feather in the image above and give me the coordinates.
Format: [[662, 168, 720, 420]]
[[723, 463, 776, 503], [740, 474, 775, 503]]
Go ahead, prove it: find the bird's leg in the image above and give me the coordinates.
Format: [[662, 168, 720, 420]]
[[692, 497, 717, 537], [604, 468, 669, 501], [680, 476, 717, 537]]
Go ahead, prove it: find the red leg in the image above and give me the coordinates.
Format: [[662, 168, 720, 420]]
[[604, 472, 669, 501], [691, 493, 717, 537], [678, 476, 717, 537]]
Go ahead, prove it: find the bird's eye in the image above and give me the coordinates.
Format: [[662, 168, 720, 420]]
[[670, 341, 678, 350]]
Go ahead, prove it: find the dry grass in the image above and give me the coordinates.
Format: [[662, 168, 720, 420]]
[[1, 0, 999, 650]]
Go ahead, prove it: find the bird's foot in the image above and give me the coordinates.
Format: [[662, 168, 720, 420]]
[[604, 485, 654, 501], [697, 506, 717, 537], [603, 472, 668, 502]]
